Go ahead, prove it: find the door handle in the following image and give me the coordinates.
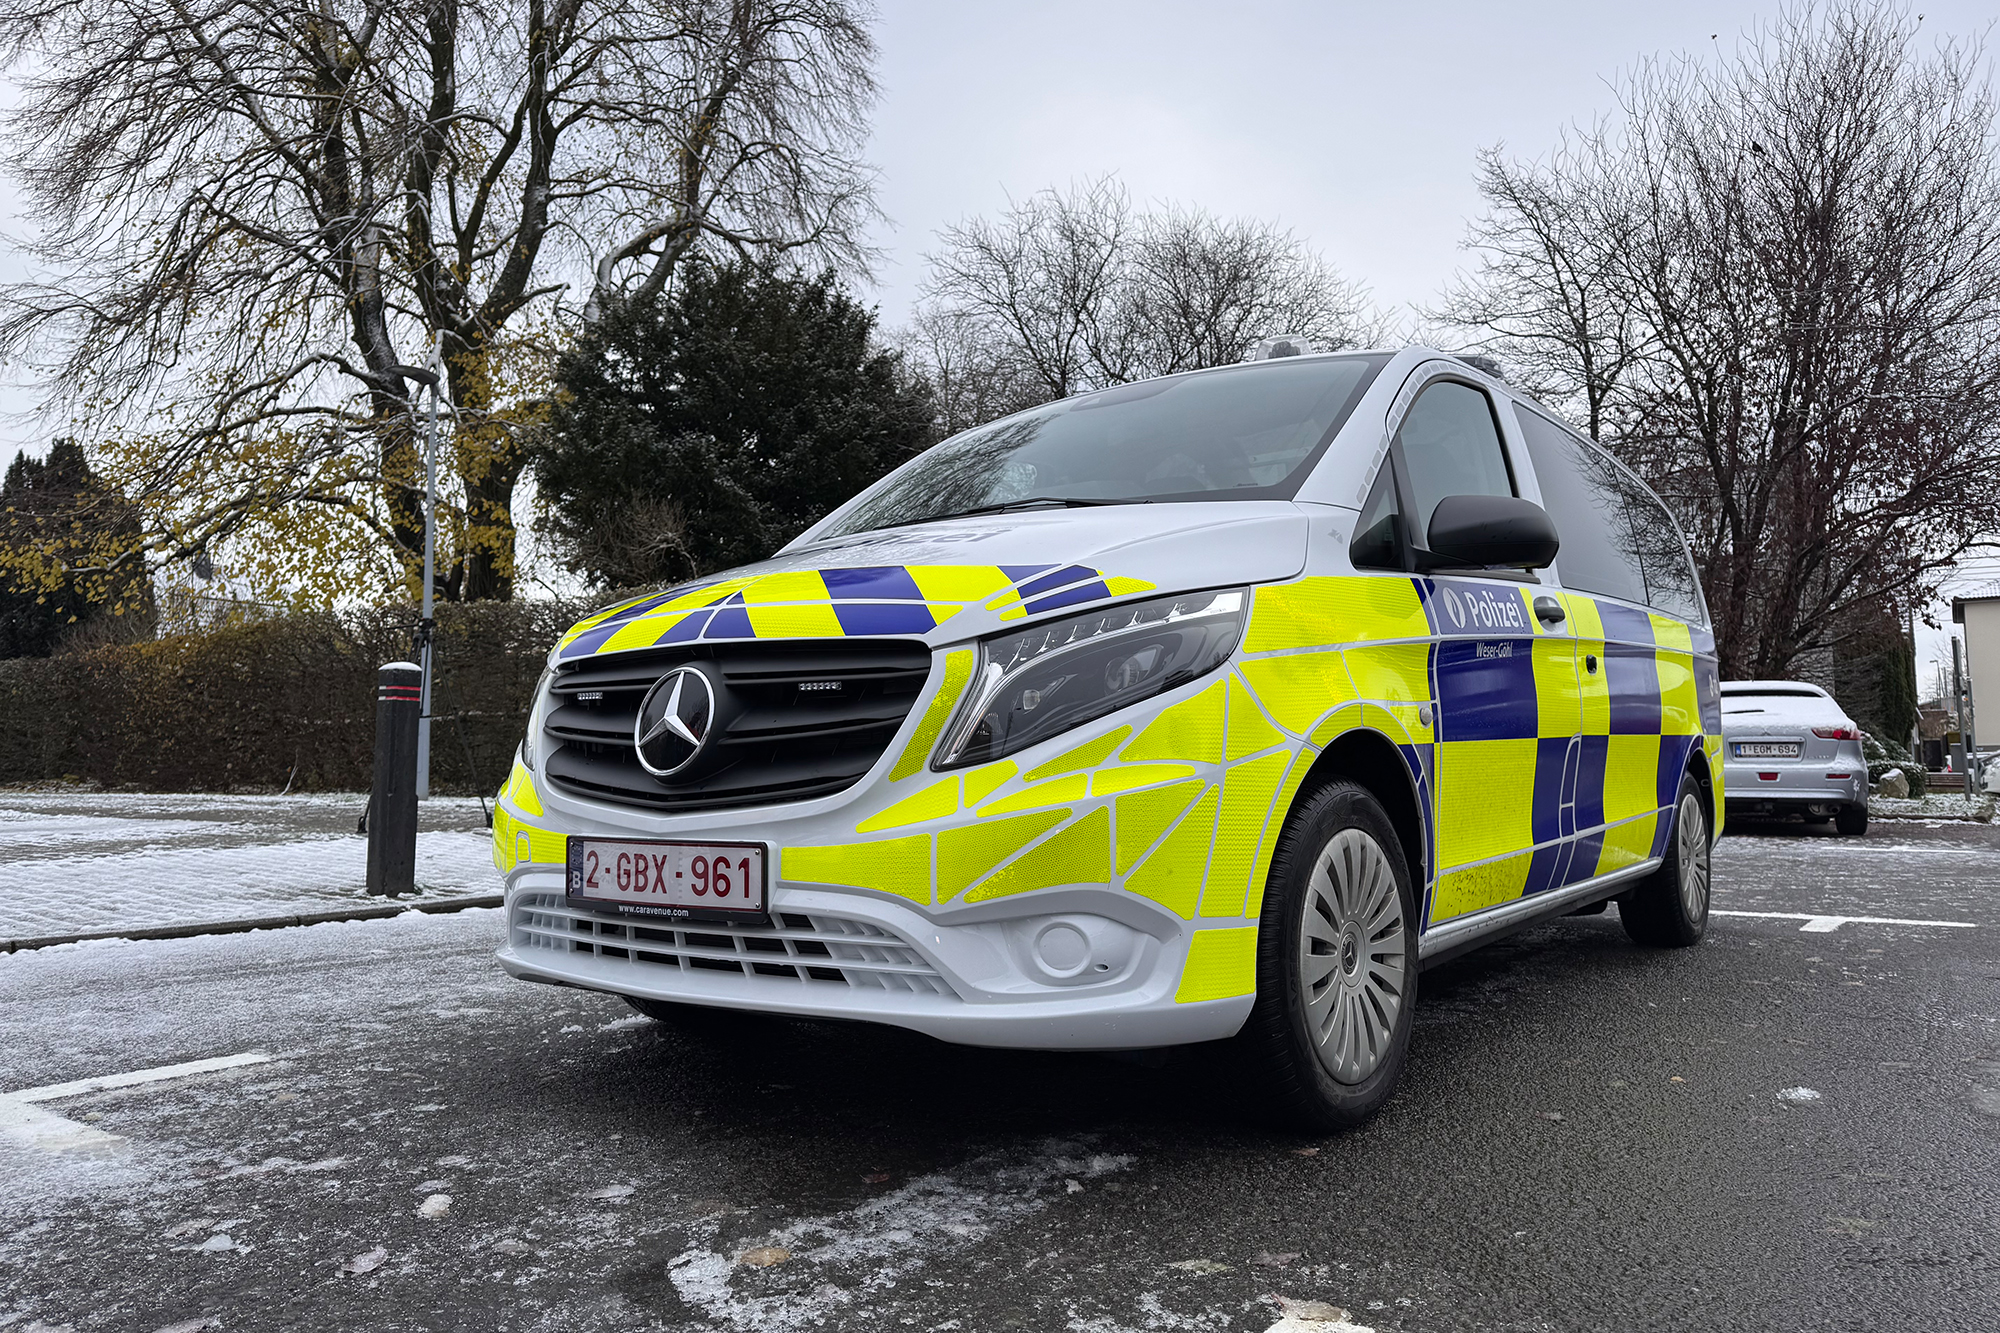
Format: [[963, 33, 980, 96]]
[[1533, 595, 1566, 625]]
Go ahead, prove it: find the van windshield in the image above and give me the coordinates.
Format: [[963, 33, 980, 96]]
[[819, 354, 1391, 538]]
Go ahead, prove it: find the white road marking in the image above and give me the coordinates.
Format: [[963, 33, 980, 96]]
[[9, 1051, 271, 1104], [0, 1051, 272, 1156], [1712, 909, 1978, 933], [0, 1096, 125, 1157]]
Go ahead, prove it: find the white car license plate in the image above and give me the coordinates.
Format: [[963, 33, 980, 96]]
[[1734, 741, 1801, 758], [566, 838, 767, 921]]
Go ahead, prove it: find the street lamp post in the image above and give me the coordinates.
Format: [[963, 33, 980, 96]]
[[394, 349, 444, 799]]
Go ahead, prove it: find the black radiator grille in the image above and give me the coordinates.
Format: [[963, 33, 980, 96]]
[[542, 639, 934, 812]]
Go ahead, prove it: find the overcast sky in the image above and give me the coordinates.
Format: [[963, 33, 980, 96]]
[[1, 1, 1995, 692], [855, 1, 2000, 696]]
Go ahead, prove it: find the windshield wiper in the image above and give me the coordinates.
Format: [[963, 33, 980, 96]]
[[925, 496, 1135, 522]]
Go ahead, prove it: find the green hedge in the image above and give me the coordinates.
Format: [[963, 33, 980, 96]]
[[0, 599, 593, 794]]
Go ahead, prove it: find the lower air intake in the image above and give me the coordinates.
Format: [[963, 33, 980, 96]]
[[512, 893, 956, 998]]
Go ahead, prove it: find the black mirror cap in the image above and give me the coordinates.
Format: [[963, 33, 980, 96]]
[[1423, 494, 1560, 570]]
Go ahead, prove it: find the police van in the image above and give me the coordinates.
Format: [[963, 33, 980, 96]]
[[493, 346, 1722, 1128]]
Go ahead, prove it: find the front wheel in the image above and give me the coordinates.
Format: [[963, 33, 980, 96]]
[[1619, 774, 1711, 948], [1237, 781, 1419, 1131]]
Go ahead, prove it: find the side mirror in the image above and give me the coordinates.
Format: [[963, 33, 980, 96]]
[[1423, 494, 1560, 570]]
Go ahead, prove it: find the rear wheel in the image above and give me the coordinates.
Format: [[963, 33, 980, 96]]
[[1620, 773, 1711, 948], [1835, 802, 1869, 836], [1238, 781, 1418, 1131]]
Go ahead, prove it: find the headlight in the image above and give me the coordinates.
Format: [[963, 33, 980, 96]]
[[520, 671, 553, 772], [938, 589, 1247, 769]]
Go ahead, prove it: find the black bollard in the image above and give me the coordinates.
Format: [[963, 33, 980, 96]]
[[366, 661, 423, 897]]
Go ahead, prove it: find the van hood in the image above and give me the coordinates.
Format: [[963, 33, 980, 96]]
[[553, 501, 1308, 661]]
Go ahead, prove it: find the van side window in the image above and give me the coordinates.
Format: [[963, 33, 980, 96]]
[[1349, 460, 1402, 569], [1394, 381, 1514, 545], [1629, 489, 1707, 624], [1515, 405, 1694, 615]]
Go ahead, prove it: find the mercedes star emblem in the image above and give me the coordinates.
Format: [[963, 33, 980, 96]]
[[633, 666, 715, 777]]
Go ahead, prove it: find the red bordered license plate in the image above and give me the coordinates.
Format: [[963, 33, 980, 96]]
[[566, 838, 768, 923]]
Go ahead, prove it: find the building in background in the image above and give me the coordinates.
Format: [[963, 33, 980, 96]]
[[1949, 589, 1999, 782]]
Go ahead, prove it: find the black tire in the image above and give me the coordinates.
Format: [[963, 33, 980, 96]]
[[1835, 802, 1868, 837], [1237, 780, 1419, 1131], [1619, 772, 1712, 948]]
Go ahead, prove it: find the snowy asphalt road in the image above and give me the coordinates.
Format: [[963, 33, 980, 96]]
[[2, 819, 1996, 1333]]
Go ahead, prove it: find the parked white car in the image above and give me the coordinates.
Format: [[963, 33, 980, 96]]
[[1719, 681, 1868, 834]]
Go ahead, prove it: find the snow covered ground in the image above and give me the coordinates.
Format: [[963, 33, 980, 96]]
[[0, 792, 497, 943]]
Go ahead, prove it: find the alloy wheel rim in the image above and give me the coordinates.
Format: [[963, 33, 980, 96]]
[[1677, 791, 1710, 920], [1298, 828, 1407, 1085]]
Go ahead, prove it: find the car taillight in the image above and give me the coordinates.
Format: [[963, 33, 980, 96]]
[[1812, 725, 1857, 740]]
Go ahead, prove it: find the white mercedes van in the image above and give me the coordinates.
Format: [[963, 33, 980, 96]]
[[493, 347, 1723, 1127]]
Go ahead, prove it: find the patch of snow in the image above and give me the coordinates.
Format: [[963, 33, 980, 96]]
[[668, 1140, 1134, 1332]]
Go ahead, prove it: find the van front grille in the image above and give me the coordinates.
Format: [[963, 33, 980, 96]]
[[542, 639, 933, 812]]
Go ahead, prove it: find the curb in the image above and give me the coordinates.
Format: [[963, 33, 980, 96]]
[[1, 893, 505, 955]]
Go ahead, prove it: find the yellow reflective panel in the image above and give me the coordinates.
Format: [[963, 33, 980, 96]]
[[1656, 650, 1699, 736], [1431, 849, 1533, 921], [1124, 786, 1218, 919], [504, 761, 544, 818], [1244, 575, 1428, 653], [937, 810, 1069, 902], [1225, 677, 1285, 760], [1648, 613, 1694, 654], [1090, 763, 1198, 796], [1114, 779, 1205, 874], [1344, 642, 1432, 710], [964, 807, 1112, 903], [1200, 752, 1293, 918], [857, 776, 961, 833], [1433, 738, 1537, 870], [960, 760, 1018, 808], [1237, 653, 1356, 735], [1603, 735, 1663, 823], [1530, 636, 1581, 740], [1246, 750, 1316, 918], [978, 775, 1088, 815], [782, 836, 934, 905], [1596, 814, 1657, 877], [1123, 680, 1226, 764], [1103, 576, 1156, 597], [491, 807, 514, 871], [1174, 926, 1259, 1002], [526, 828, 567, 866], [909, 565, 1016, 605], [889, 650, 974, 781], [1026, 726, 1134, 781], [740, 570, 831, 603], [746, 602, 844, 639], [597, 611, 688, 655], [1560, 592, 1605, 643]]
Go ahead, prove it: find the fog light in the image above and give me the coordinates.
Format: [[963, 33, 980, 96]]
[[1005, 914, 1142, 986], [1033, 922, 1092, 978]]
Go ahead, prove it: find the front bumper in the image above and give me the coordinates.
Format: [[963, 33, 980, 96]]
[[494, 869, 1251, 1049]]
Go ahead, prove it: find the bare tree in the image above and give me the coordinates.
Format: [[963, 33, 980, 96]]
[[1441, 2, 2000, 678], [910, 177, 1381, 427], [0, 0, 878, 603]]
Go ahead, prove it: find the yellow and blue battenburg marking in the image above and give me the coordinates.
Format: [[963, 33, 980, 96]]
[[555, 563, 1157, 658]]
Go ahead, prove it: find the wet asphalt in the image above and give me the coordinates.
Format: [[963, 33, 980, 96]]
[[1, 816, 1995, 1333]]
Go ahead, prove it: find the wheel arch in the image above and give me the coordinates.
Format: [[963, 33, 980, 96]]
[[1684, 739, 1719, 843], [1289, 727, 1428, 895]]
